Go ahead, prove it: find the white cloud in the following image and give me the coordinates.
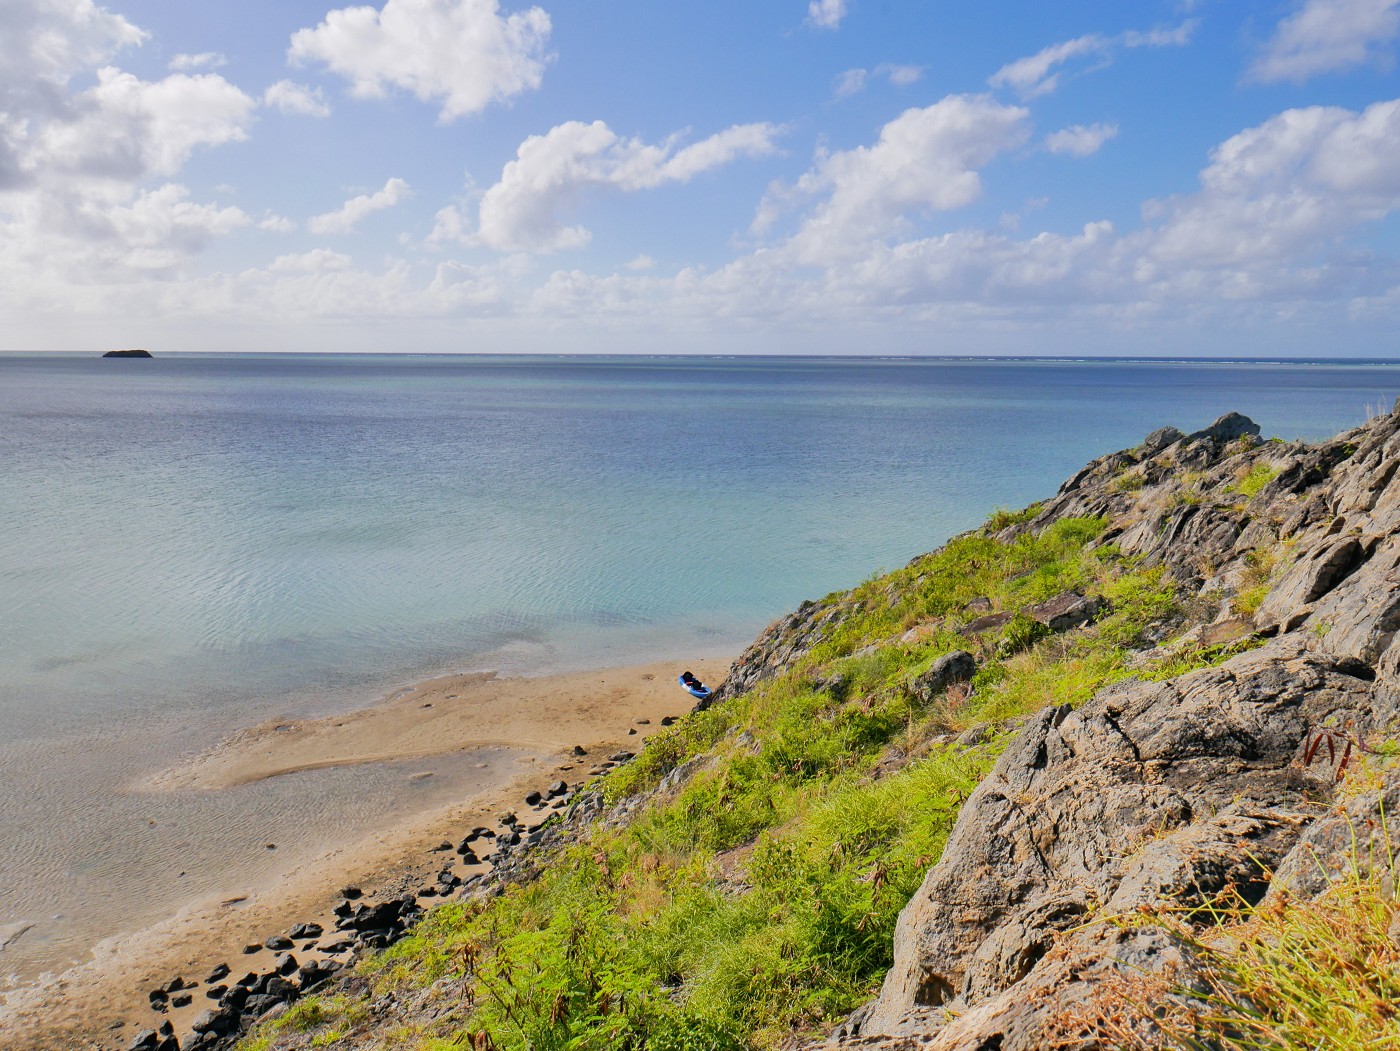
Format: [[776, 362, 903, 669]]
[[807, 0, 848, 30], [990, 21, 1198, 98], [269, 249, 354, 272], [1249, 0, 1400, 83], [0, 0, 145, 89], [834, 68, 868, 98], [33, 68, 255, 180], [0, 3, 259, 293], [169, 52, 226, 71], [833, 63, 923, 98], [883, 64, 925, 86], [307, 177, 412, 234], [259, 214, 296, 233], [264, 79, 331, 117], [1148, 98, 1400, 268], [1045, 122, 1119, 156], [624, 254, 656, 271], [764, 95, 1031, 264], [468, 120, 781, 253], [288, 0, 551, 121], [989, 34, 1106, 98]]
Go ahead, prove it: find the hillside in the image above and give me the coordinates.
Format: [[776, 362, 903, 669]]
[[171, 407, 1400, 1051]]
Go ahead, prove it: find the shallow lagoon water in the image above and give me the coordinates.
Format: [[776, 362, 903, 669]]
[[2, 353, 1397, 982]]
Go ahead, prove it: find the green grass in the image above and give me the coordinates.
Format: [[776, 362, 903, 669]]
[[237, 504, 1256, 1051], [1230, 463, 1280, 500]]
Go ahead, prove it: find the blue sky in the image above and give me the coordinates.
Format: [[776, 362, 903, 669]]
[[4, 0, 1400, 355]]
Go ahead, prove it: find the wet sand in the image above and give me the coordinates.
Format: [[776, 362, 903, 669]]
[[0, 657, 730, 1051]]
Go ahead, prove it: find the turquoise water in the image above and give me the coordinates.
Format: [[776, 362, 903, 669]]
[[2, 353, 1398, 983]]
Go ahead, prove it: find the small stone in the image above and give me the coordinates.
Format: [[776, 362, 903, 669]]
[[432, 841, 453, 852], [127, 1030, 158, 1051], [340, 885, 362, 899], [205, 985, 227, 1000], [170, 993, 192, 1008], [273, 953, 298, 976], [242, 943, 262, 954], [571, 745, 587, 756], [635, 718, 650, 725], [264, 935, 293, 951], [205, 964, 229, 983], [524, 790, 542, 806], [547, 780, 568, 797], [627, 728, 637, 735], [660, 716, 676, 726]]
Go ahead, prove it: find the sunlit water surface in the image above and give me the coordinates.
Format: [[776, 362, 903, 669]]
[[2, 353, 1397, 984]]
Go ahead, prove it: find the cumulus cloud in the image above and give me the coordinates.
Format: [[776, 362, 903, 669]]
[[288, 0, 551, 121], [1147, 98, 1400, 269], [1045, 122, 1119, 156], [807, 0, 848, 30], [264, 79, 331, 117], [763, 95, 1031, 264], [0, 1, 258, 283], [33, 67, 255, 179], [464, 120, 781, 253], [307, 177, 412, 234], [0, 0, 146, 89], [990, 20, 1198, 98], [169, 52, 226, 71], [1248, 0, 1400, 83]]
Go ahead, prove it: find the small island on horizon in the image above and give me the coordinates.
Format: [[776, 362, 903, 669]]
[[101, 348, 152, 358]]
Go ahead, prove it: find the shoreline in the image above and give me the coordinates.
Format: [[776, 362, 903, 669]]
[[0, 656, 731, 1051]]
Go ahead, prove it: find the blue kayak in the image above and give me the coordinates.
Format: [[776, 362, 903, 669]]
[[679, 675, 711, 700]]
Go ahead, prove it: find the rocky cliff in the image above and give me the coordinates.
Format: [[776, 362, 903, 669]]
[[809, 406, 1400, 1049]]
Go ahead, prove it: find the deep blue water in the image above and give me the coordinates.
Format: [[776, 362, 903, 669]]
[[1, 352, 1397, 982]]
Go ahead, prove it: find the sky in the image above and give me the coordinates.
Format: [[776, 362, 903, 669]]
[[4, 0, 1400, 356]]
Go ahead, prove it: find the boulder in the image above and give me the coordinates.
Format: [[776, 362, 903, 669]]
[[1025, 591, 1104, 632], [843, 647, 1377, 1046], [907, 651, 977, 705]]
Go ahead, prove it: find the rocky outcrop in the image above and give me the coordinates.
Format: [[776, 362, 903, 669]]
[[102, 348, 153, 358], [810, 405, 1400, 1049]]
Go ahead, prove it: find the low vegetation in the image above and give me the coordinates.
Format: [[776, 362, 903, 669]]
[[242, 499, 1288, 1051]]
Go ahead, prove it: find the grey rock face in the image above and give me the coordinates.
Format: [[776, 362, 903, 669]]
[[807, 406, 1400, 1049]]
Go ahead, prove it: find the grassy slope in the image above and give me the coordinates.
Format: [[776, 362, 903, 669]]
[[245, 506, 1288, 1051]]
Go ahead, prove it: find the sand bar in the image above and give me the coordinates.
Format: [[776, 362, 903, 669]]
[[0, 657, 730, 1051]]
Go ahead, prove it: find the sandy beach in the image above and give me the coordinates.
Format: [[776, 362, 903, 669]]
[[0, 656, 730, 1051]]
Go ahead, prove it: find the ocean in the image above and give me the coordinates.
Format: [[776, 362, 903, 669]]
[[2, 352, 1397, 985]]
